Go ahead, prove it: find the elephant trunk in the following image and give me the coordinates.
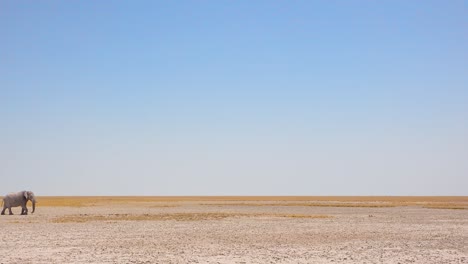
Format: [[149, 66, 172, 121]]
[[32, 199, 36, 214]]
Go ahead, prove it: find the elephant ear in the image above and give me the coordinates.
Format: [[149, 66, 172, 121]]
[[23, 191, 29, 200]]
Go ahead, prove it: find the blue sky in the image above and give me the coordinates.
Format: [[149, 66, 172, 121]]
[[1, 1, 467, 195]]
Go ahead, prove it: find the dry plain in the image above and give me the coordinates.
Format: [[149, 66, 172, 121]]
[[0, 196, 467, 264]]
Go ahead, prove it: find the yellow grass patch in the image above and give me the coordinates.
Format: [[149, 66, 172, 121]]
[[422, 204, 467, 210], [34, 196, 468, 209], [148, 204, 180, 208], [203, 202, 397, 208], [276, 214, 332, 219], [35, 196, 183, 207], [8, 220, 38, 224], [52, 213, 231, 223], [51, 213, 333, 223], [199, 196, 468, 209]]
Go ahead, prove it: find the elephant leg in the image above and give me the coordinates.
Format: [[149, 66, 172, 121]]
[[22, 207, 28, 215], [1, 207, 5, 215], [8, 207, 13, 215]]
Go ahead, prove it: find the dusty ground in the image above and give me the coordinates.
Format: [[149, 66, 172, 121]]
[[0, 197, 467, 264]]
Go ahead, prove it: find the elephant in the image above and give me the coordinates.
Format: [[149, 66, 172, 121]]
[[1, 191, 36, 215]]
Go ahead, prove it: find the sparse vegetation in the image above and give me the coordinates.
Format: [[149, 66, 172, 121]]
[[277, 214, 332, 219], [35, 196, 468, 210], [422, 204, 467, 210], [52, 213, 333, 223], [35, 196, 183, 207], [202, 202, 397, 208]]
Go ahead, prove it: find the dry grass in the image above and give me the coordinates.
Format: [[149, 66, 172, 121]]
[[33, 196, 468, 209], [148, 204, 180, 208], [277, 214, 332, 219], [8, 220, 38, 224], [422, 204, 467, 210], [52, 213, 333, 223], [52, 213, 232, 223], [198, 197, 468, 209], [35, 196, 184, 207], [203, 202, 397, 208]]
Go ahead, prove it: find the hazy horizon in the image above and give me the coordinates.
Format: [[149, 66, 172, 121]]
[[1, 1, 467, 196]]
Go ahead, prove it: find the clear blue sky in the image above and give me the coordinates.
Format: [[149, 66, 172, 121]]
[[1, 1, 467, 195]]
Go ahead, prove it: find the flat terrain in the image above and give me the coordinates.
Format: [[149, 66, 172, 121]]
[[1, 196, 467, 263]]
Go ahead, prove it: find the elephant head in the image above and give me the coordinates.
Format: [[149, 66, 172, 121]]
[[23, 191, 36, 214]]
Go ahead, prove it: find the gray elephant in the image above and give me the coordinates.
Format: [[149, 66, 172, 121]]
[[1, 191, 36, 215]]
